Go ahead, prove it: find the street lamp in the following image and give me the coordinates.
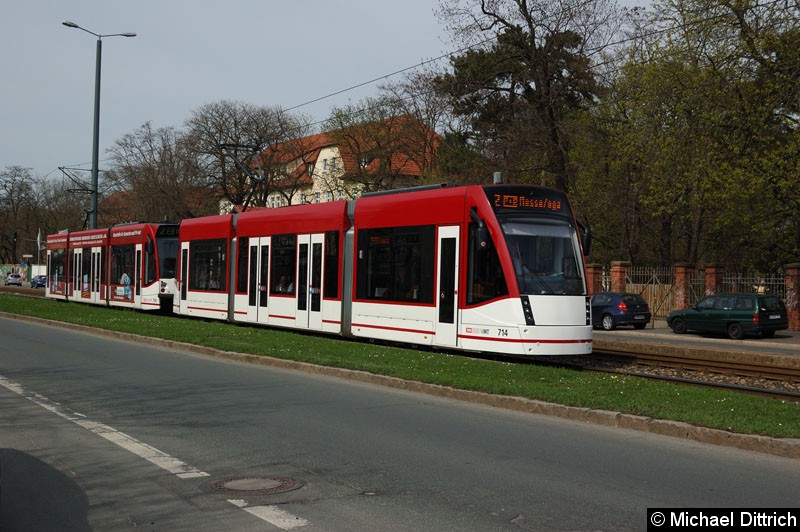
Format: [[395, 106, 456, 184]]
[[62, 20, 136, 229]]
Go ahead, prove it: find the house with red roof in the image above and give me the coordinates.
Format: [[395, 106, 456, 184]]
[[259, 115, 440, 207]]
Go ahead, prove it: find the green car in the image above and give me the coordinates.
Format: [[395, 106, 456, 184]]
[[667, 293, 788, 340]]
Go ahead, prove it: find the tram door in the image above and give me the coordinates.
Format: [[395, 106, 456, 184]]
[[133, 247, 142, 307], [249, 236, 270, 325], [89, 248, 103, 304], [70, 250, 80, 299], [296, 233, 324, 331], [435, 226, 460, 347], [71, 248, 98, 302]]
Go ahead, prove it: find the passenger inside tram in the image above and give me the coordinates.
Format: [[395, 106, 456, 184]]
[[275, 275, 293, 293]]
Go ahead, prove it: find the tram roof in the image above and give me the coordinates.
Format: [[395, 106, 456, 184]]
[[180, 214, 235, 241], [236, 201, 349, 237], [354, 184, 472, 227]]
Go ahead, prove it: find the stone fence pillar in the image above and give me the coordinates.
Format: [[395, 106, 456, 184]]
[[610, 261, 630, 293], [585, 263, 604, 295], [674, 263, 695, 309], [785, 263, 800, 331], [703, 263, 725, 296]]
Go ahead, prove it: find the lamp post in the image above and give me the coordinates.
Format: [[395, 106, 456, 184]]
[[62, 21, 136, 229]]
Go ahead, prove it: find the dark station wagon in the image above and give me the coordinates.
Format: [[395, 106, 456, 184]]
[[667, 293, 788, 340], [590, 292, 652, 331]]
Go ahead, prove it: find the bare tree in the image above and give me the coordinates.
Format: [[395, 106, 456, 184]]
[[106, 122, 218, 223], [324, 96, 440, 193], [0, 166, 73, 264], [183, 100, 311, 210]]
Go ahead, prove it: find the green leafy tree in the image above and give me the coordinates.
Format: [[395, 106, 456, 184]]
[[434, 0, 621, 190], [580, 0, 800, 268]]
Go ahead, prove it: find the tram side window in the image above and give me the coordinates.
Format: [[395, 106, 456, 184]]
[[271, 234, 296, 295], [189, 239, 226, 291], [70, 250, 77, 286], [323, 231, 339, 299], [467, 222, 508, 305], [101, 248, 107, 286], [50, 249, 66, 285], [144, 240, 157, 285], [236, 237, 249, 294], [81, 248, 92, 291], [111, 244, 136, 287], [355, 225, 434, 304]]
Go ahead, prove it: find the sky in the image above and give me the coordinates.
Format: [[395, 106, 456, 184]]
[[1, 1, 448, 180]]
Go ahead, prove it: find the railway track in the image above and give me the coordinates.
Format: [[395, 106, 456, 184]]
[[593, 347, 800, 383], [588, 347, 800, 402]]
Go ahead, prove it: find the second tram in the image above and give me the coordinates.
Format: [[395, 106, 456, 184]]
[[46, 223, 180, 312]]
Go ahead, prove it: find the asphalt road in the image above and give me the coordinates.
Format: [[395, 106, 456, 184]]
[[1, 316, 798, 531]]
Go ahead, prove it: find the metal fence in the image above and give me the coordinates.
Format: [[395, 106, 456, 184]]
[[721, 272, 786, 300], [624, 266, 675, 321], [688, 270, 706, 306], [611, 266, 788, 322]]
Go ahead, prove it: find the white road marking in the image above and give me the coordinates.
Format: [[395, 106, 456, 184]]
[[228, 500, 309, 529], [1, 374, 310, 527], [0, 374, 208, 479]]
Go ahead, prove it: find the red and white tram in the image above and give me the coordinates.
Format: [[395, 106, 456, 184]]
[[46, 223, 180, 312], [176, 184, 592, 355]]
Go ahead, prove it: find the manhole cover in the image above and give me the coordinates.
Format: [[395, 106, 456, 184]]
[[208, 476, 304, 496]]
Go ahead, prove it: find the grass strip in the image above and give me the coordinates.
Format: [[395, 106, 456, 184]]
[[1, 294, 797, 439]]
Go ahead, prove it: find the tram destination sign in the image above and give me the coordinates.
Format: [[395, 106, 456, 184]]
[[485, 186, 570, 216], [156, 225, 180, 238]]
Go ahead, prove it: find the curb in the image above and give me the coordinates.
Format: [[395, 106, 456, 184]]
[[4, 311, 799, 460]]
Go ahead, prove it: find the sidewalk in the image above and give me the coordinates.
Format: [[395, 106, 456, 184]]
[[594, 320, 800, 357]]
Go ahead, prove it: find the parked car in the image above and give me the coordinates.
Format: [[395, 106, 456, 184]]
[[30, 275, 47, 288], [667, 293, 788, 340], [590, 291, 652, 330], [4, 273, 22, 287]]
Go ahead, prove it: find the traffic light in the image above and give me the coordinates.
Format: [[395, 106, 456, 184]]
[[12, 232, 17, 245]]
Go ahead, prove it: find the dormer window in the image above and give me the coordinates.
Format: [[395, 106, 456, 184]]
[[358, 150, 377, 170]]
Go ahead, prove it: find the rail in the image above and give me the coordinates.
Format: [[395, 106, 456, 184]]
[[587, 347, 800, 402]]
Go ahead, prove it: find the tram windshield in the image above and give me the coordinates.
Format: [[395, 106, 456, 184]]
[[500, 219, 585, 296], [157, 236, 179, 279]]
